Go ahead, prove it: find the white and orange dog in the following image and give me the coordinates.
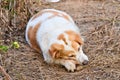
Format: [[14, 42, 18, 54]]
[[25, 9, 89, 72]]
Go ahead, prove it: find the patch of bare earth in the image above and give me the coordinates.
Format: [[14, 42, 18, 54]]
[[0, 0, 120, 80]]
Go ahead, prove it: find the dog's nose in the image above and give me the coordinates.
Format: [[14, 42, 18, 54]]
[[82, 60, 88, 65]]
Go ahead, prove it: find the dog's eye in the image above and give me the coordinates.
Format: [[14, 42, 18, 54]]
[[78, 47, 80, 51], [69, 54, 75, 57]]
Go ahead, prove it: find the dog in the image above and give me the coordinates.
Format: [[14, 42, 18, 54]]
[[25, 9, 89, 72]]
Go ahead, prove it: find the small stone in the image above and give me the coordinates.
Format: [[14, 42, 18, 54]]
[[76, 66, 83, 71]]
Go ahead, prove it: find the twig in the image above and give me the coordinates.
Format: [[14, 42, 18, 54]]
[[0, 65, 12, 80], [24, 0, 33, 16]]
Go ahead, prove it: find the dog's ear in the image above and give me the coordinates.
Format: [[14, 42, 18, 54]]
[[49, 43, 64, 58], [58, 34, 68, 45], [75, 34, 84, 45], [65, 30, 84, 45]]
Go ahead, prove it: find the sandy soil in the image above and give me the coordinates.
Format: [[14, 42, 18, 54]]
[[0, 0, 120, 80]]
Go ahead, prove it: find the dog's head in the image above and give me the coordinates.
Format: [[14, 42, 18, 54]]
[[49, 30, 89, 65]]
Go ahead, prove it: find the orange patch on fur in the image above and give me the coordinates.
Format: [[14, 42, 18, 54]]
[[65, 30, 83, 51], [46, 10, 71, 21], [28, 23, 41, 52], [58, 31, 83, 52], [31, 10, 71, 22], [61, 50, 75, 57], [72, 41, 79, 51], [49, 43, 64, 58], [57, 34, 67, 44], [65, 30, 83, 45], [49, 43, 77, 61]]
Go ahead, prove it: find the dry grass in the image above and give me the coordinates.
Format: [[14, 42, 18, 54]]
[[0, 0, 120, 80]]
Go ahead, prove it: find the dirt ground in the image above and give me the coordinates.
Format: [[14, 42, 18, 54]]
[[0, 0, 120, 80]]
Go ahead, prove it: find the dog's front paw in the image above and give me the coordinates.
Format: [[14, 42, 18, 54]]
[[64, 61, 76, 72]]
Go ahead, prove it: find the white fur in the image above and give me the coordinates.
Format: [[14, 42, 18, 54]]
[[26, 9, 88, 71], [77, 46, 89, 63]]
